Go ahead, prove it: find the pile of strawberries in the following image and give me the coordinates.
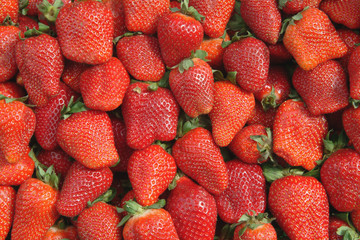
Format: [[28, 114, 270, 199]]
[[1, 0, 360, 239]]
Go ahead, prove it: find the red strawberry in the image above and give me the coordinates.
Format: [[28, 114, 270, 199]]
[[56, 0, 114, 65], [172, 127, 228, 195], [77, 202, 121, 240], [166, 176, 217, 240], [292, 60, 349, 115], [351, 209, 360, 232], [55, 161, 113, 217], [343, 107, 360, 153], [337, 29, 360, 71], [0, 186, 16, 240], [117, 190, 136, 216], [223, 37, 270, 93], [209, 81, 255, 147], [329, 216, 350, 240], [122, 82, 179, 150], [16, 34, 63, 107], [170, 0, 181, 9], [320, 0, 360, 29], [240, 0, 281, 45], [169, 57, 214, 118], [198, 33, 230, 69], [128, 145, 177, 206], [273, 99, 328, 170], [283, 7, 348, 71], [116, 34, 165, 82], [80, 57, 130, 111], [247, 100, 277, 128], [56, 110, 119, 169], [279, 0, 322, 15], [0, 82, 26, 98], [267, 42, 293, 64], [103, 0, 126, 38], [17, 15, 39, 35], [43, 225, 79, 240], [215, 160, 266, 224], [0, 26, 20, 83], [0, 0, 18, 23], [348, 46, 360, 100], [61, 60, 90, 93]]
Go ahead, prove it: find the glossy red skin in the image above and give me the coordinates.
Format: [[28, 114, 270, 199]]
[[172, 127, 228, 195], [247, 101, 277, 128], [128, 145, 177, 206], [0, 82, 26, 98], [337, 29, 360, 71], [62, 60, 90, 93], [122, 82, 180, 150], [56, 0, 114, 65], [11, 178, 59, 240], [56, 161, 113, 217], [223, 37, 270, 93], [169, 58, 214, 118], [329, 216, 350, 240], [348, 46, 360, 100], [273, 100, 328, 170], [103, 0, 126, 38], [0, 0, 18, 22], [77, 202, 121, 240], [43, 225, 79, 240], [268, 176, 329, 240], [267, 42, 293, 64], [157, 12, 204, 67], [280, 0, 322, 15], [198, 33, 230, 69], [292, 60, 349, 115], [215, 160, 266, 224], [36, 148, 72, 181], [233, 222, 277, 240], [321, 149, 360, 212], [320, 0, 360, 29], [351, 209, 360, 232], [0, 186, 16, 239], [0, 26, 20, 83], [166, 176, 217, 240], [116, 35, 165, 82], [343, 107, 360, 154], [80, 57, 130, 111]]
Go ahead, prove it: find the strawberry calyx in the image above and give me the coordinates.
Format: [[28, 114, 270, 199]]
[[38, 0, 64, 23], [278, 0, 291, 10], [20, 22, 52, 39], [262, 162, 305, 182], [168, 171, 185, 190], [261, 86, 279, 111], [0, 94, 29, 104], [212, 70, 237, 85], [113, 31, 143, 45], [349, 97, 360, 109], [231, 211, 275, 237], [172, 0, 205, 22], [87, 188, 117, 207], [60, 96, 87, 120], [176, 111, 211, 138], [280, 6, 309, 37], [250, 128, 275, 164], [226, 1, 249, 34], [172, 49, 209, 73], [19, 0, 29, 15], [1, 15, 17, 26], [153, 140, 173, 154], [221, 31, 253, 48], [337, 226, 360, 240]]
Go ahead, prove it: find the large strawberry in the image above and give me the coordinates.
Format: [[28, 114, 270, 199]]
[[128, 145, 177, 206], [348, 46, 360, 100], [172, 127, 228, 195], [343, 107, 360, 154], [122, 82, 179, 150], [273, 99, 328, 170], [283, 7, 348, 71], [56, 110, 119, 169], [320, 0, 360, 29], [268, 175, 329, 239], [209, 81, 255, 147], [0, 26, 20, 83], [0, 186, 16, 240], [56, 0, 114, 65]]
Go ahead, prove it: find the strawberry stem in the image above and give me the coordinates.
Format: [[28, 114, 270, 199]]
[[178, 0, 205, 22], [38, 0, 64, 23]]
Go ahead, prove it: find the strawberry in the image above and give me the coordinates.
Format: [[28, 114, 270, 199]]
[[292, 60, 349, 115], [56, 110, 119, 169], [0, 186, 16, 240], [351, 209, 360, 232], [172, 127, 228, 195], [279, 0, 322, 15], [115, 34, 165, 82], [247, 101, 277, 128], [283, 7, 348, 71], [337, 29, 360, 71], [17, 15, 39, 34], [103, 0, 126, 38], [215, 160, 266, 224], [348, 46, 360, 100], [329, 216, 350, 240], [77, 202, 121, 240], [209, 81, 255, 147], [0, 26, 20, 83], [165, 176, 217, 240], [320, 0, 360, 29], [62, 60, 90, 93], [16, 34, 63, 107], [198, 33, 230, 69], [189, 0, 235, 38], [80, 57, 130, 111], [43, 225, 79, 240], [128, 145, 176, 206], [223, 37, 270, 93], [273, 99, 328, 170], [268, 175, 329, 240], [55, 161, 113, 217], [170, 0, 181, 9], [343, 107, 360, 153], [169, 57, 214, 118], [56, 0, 114, 65], [123, 0, 169, 35], [320, 149, 360, 212], [267, 42, 293, 64], [0, 82, 26, 98], [122, 82, 179, 150], [0, 0, 18, 23], [240, 0, 281, 45]]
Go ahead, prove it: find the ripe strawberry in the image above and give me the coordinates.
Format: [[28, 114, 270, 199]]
[[169, 57, 214, 118], [122, 82, 179, 150], [240, 0, 281, 45], [56, 110, 119, 169], [351, 209, 360, 232], [279, 0, 322, 15], [0, 82, 26, 98], [116, 34, 165, 82], [215, 160, 266, 223], [267, 42, 293, 64], [43, 225, 79, 240], [198, 33, 230, 69], [172, 127, 228, 195], [170, 0, 181, 9], [329, 216, 350, 240], [283, 7, 348, 71], [0, 0, 18, 23], [17, 15, 39, 34], [348, 46, 360, 100], [123, 0, 169, 35], [223, 37, 270, 93], [273, 99, 328, 170], [80, 57, 130, 111], [343, 107, 360, 153], [269, 175, 329, 239], [209, 81, 255, 147], [37, 148, 72, 182], [56, 0, 114, 65], [0, 186, 16, 240], [62, 60, 90, 93], [337, 29, 360, 71], [0, 26, 20, 83], [103, 0, 126, 38], [77, 202, 121, 240], [247, 101, 277, 128], [189, 0, 235, 38], [292, 60, 349, 115], [16, 34, 63, 107], [320, 0, 360, 29], [166, 176, 217, 240], [117, 190, 136, 216], [56, 161, 113, 217]]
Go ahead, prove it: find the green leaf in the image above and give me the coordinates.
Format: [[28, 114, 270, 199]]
[[117, 214, 131, 227], [37, 0, 64, 23], [192, 49, 209, 62], [238, 225, 247, 237], [278, 0, 291, 9], [178, 58, 194, 73], [158, 71, 170, 88], [146, 199, 166, 209], [226, 71, 237, 85]]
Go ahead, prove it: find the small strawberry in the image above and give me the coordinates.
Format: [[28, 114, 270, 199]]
[[43, 225, 79, 240], [343, 107, 360, 153], [329, 216, 350, 240], [0, 26, 20, 83], [0, 0, 18, 23], [0, 82, 26, 98], [267, 42, 293, 64], [0, 186, 16, 240], [103, 0, 126, 38], [348, 46, 360, 100], [198, 33, 230, 69], [61, 60, 90, 93], [247, 101, 277, 128], [320, 0, 360, 29]]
